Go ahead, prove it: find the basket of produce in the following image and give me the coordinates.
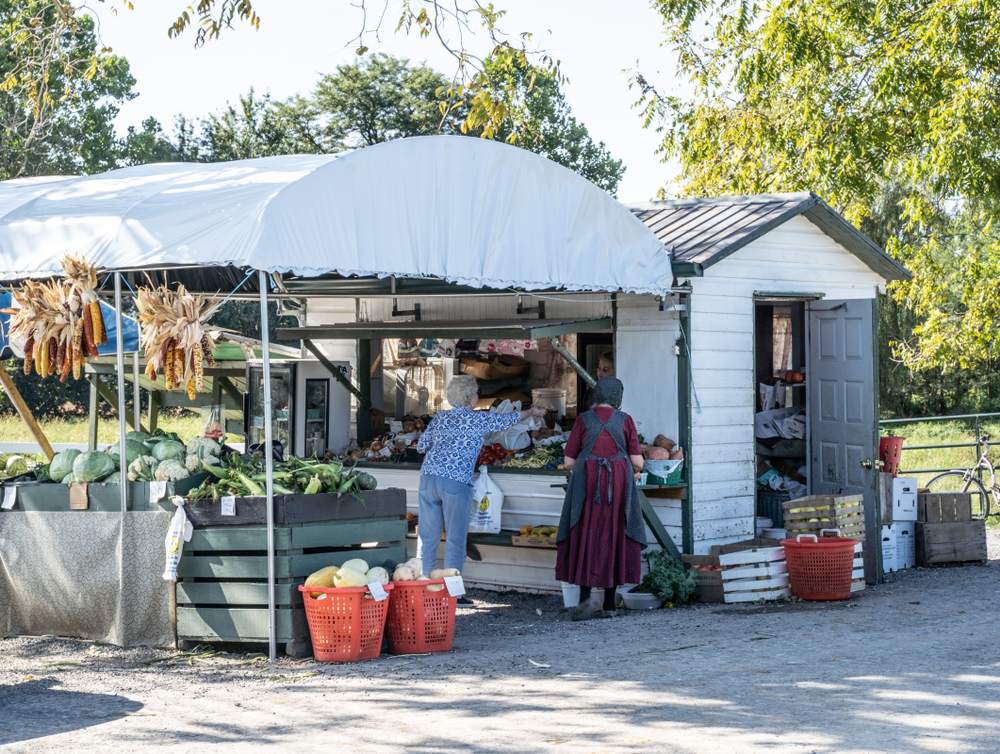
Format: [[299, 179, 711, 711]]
[[781, 532, 856, 601], [299, 559, 394, 663], [644, 459, 684, 485], [782, 494, 864, 539], [386, 560, 459, 654]]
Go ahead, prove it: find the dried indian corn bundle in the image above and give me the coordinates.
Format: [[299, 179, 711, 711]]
[[2, 262, 101, 380], [136, 283, 220, 398]]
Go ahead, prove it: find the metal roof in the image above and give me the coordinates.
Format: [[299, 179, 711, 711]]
[[278, 317, 612, 341], [628, 192, 911, 282]]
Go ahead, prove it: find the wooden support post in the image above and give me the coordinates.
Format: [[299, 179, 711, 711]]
[[89, 375, 100, 450], [357, 338, 371, 445], [638, 489, 682, 562], [147, 390, 160, 433], [0, 362, 55, 460], [95, 378, 149, 435]]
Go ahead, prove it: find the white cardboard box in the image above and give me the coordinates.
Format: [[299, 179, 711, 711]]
[[892, 522, 916, 569], [892, 477, 918, 522], [881, 524, 898, 572]]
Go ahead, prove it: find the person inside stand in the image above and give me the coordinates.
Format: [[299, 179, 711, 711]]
[[417, 374, 546, 606], [556, 376, 645, 620], [581, 351, 615, 412]]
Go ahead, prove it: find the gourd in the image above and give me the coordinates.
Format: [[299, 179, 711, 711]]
[[365, 567, 389, 586], [334, 568, 368, 588], [304, 566, 339, 598], [355, 472, 378, 491], [340, 558, 369, 574], [429, 568, 460, 579], [392, 565, 418, 582]]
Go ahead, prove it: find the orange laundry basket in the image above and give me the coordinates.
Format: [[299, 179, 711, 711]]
[[299, 583, 393, 663], [782, 534, 856, 600], [385, 580, 457, 654]]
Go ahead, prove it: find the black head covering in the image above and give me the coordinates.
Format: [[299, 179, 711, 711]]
[[592, 376, 624, 409]]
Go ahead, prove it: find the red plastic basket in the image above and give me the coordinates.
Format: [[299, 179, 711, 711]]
[[298, 583, 393, 663], [385, 580, 457, 654], [879, 436, 906, 477], [782, 534, 857, 600]]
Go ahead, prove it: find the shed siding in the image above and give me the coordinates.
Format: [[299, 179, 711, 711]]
[[686, 215, 884, 553]]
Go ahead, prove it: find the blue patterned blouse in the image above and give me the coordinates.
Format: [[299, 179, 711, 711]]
[[417, 407, 521, 485]]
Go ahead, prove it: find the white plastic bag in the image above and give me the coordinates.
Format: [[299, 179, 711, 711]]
[[469, 465, 505, 534], [484, 399, 544, 451], [163, 496, 193, 581]]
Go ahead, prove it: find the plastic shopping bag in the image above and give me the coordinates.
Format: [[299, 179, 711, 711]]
[[469, 466, 504, 534], [483, 399, 545, 451], [163, 496, 193, 581]]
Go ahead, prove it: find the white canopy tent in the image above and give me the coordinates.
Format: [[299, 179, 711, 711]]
[[0, 136, 670, 659], [0, 136, 669, 294]]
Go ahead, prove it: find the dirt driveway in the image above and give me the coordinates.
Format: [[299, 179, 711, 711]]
[[3, 537, 1000, 754]]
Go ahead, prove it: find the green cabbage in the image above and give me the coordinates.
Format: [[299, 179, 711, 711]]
[[49, 449, 82, 482], [126, 431, 151, 444], [104, 471, 122, 484], [151, 440, 185, 463], [110, 439, 149, 469], [72, 451, 116, 483]]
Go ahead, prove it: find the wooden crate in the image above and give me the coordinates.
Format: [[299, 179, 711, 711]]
[[917, 492, 972, 523], [717, 546, 791, 603], [782, 494, 865, 539], [176, 488, 407, 657], [915, 520, 986, 566]]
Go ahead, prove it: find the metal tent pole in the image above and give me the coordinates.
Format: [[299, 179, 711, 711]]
[[259, 270, 277, 661], [115, 274, 128, 514], [133, 353, 141, 433]]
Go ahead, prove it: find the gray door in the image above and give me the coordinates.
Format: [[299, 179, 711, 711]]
[[809, 299, 880, 582]]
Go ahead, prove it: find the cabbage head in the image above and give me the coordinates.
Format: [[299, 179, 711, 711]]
[[151, 440, 185, 463], [50, 449, 82, 482], [72, 451, 116, 483], [110, 439, 149, 469], [126, 431, 151, 444]]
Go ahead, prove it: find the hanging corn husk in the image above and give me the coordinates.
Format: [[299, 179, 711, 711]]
[[136, 283, 220, 397], [3, 263, 98, 379], [62, 254, 107, 348]]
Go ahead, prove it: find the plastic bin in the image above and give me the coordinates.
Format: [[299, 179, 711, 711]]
[[781, 534, 856, 600], [644, 459, 684, 485], [299, 583, 394, 663], [385, 580, 457, 654], [757, 489, 791, 527]]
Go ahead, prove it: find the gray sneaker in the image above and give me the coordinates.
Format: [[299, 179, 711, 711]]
[[571, 597, 602, 622]]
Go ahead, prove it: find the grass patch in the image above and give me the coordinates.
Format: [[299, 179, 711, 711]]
[[0, 412, 203, 448]]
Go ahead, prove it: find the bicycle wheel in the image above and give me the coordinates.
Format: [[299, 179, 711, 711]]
[[925, 472, 990, 519]]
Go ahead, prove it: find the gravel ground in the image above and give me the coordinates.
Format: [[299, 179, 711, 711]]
[[3, 534, 1000, 753]]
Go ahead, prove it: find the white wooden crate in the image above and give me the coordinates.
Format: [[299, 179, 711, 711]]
[[719, 546, 792, 602]]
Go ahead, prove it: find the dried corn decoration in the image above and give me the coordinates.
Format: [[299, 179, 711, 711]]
[[62, 254, 107, 348], [3, 276, 85, 379], [136, 283, 220, 395]]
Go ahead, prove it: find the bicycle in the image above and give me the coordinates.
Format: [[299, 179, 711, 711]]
[[925, 434, 999, 518]]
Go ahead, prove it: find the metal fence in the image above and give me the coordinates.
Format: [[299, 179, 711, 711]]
[[879, 412, 1000, 475]]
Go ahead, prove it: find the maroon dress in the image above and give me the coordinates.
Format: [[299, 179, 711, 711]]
[[555, 407, 643, 588]]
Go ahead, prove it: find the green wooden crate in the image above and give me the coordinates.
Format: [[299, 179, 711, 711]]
[[176, 514, 407, 656]]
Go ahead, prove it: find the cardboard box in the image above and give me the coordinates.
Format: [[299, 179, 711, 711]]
[[891, 521, 916, 569], [681, 554, 724, 603], [881, 524, 898, 572], [892, 477, 918, 521], [461, 355, 531, 381], [476, 391, 531, 410]]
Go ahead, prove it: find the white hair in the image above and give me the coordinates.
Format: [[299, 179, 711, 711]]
[[447, 375, 479, 409]]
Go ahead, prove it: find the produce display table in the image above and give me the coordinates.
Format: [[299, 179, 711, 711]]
[[176, 488, 407, 657]]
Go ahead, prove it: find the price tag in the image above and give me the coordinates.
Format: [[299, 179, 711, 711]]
[[221, 496, 237, 517], [367, 581, 389, 601], [443, 575, 465, 597], [378, 446, 392, 458], [149, 481, 168, 503], [1, 486, 16, 510]]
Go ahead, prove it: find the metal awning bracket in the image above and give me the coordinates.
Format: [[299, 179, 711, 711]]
[[391, 300, 421, 321], [516, 295, 545, 319]]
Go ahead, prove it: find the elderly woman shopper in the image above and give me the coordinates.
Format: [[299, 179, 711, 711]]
[[417, 374, 546, 604], [556, 376, 646, 620]]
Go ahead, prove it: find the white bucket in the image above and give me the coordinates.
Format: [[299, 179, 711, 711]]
[[532, 388, 567, 418], [561, 583, 605, 608], [560, 582, 580, 608]]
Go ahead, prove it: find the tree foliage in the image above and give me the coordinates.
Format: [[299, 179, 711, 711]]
[[640, 0, 1000, 414]]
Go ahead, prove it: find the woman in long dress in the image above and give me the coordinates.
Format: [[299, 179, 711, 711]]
[[556, 377, 646, 620]]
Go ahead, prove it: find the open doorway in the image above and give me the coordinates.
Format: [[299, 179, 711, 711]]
[[754, 300, 808, 531], [576, 333, 613, 417]]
